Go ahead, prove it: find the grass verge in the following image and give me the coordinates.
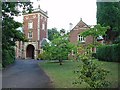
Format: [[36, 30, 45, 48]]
[[39, 60, 119, 88]]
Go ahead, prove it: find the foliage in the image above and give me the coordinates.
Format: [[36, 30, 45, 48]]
[[80, 24, 109, 45], [42, 34, 76, 65], [97, 2, 120, 42], [73, 45, 111, 88], [2, 2, 33, 67], [113, 35, 120, 44], [2, 47, 15, 67], [73, 57, 110, 88], [74, 24, 111, 88], [96, 44, 120, 62], [48, 28, 60, 41], [81, 24, 108, 38], [38, 51, 51, 60]]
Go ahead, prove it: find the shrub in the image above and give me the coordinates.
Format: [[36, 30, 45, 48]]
[[73, 45, 110, 88], [37, 52, 51, 60], [96, 44, 120, 62], [92, 53, 97, 58], [38, 52, 45, 60], [37, 53, 43, 60], [2, 48, 15, 67]]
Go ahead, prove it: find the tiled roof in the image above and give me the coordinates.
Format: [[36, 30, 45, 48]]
[[70, 19, 90, 32]]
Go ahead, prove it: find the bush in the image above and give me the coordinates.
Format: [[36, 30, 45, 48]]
[[73, 45, 110, 88], [92, 53, 97, 58], [37, 52, 51, 60], [2, 48, 15, 67], [96, 44, 120, 62], [37, 53, 43, 60]]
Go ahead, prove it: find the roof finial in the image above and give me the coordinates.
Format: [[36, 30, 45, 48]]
[[37, 0, 40, 9], [38, 4, 40, 9]]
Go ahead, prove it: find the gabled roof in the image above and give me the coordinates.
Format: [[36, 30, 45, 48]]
[[70, 18, 90, 32]]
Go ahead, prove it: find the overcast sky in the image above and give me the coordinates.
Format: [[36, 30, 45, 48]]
[[15, 0, 97, 31]]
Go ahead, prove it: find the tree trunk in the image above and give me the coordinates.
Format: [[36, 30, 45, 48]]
[[59, 59, 62, 65]]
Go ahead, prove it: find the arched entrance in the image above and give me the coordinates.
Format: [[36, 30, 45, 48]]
[[26, 44, 35, 59]]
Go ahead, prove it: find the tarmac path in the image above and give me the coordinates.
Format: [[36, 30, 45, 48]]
[[2, 59, 53, 88]]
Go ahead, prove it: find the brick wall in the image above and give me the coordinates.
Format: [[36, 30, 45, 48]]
[[69, 20, 93, 45], [23, 13, 48, 42], [40, 15, 47, 41], [23, 13, 38, 41]]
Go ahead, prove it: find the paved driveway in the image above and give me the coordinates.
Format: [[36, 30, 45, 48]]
[[2, 59, 53, 88]]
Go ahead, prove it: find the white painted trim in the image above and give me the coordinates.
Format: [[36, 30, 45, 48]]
[[23, 13, 40, 16], [38, 13, 40, 40]]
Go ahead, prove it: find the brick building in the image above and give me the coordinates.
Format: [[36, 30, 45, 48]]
[[68, 19, 95, 59], [69, 18, 93, 45], [15, 7, 48, 59]]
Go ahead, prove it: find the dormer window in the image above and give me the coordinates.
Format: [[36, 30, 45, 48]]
[[78, 35, 85, 43], [28, 22, 33, 29]]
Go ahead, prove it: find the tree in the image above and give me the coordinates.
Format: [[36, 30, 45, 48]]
[[73, 24, 110, 88], [2, 2, 33, 67], [42, 34, 76, 65], [97, 2, 120, 43], [80, 24, 109, 52], [73, 43, 110, 88], [48, 28, 60, 41], [73, 48, 110, 88]]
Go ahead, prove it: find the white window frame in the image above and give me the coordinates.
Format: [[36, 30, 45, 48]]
[[28, 22, 33, 29], [78, 35, 85, 43], [28, 32, 33, 38]]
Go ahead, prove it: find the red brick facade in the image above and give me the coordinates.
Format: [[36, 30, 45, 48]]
[[16, 8, 48, 59], [69, 19, 93, 45], [23, 13, 48, 42], [68, 19, 94, 60]]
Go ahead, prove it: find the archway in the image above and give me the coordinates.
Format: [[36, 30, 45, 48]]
[[26, 44, 35, 59]]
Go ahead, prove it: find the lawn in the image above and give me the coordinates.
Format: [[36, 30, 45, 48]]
[[39, 60, 119, 88]]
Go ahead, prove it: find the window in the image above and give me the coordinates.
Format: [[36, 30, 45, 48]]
[[42, 23, 45, 30], [28, 22, 33, 29], [28, 32, 32, 38], [78, 35, 85, 43]]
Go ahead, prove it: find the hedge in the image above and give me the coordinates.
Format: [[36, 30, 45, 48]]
[[96, 43, 120, 62]]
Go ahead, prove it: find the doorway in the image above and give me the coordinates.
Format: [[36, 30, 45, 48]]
[[26, 44, 35, 59]]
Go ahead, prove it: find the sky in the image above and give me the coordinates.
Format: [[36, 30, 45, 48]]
[[15, 0, 97, 32]]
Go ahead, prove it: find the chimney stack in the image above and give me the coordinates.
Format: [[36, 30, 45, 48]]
[[68, 23, 73, 32]]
